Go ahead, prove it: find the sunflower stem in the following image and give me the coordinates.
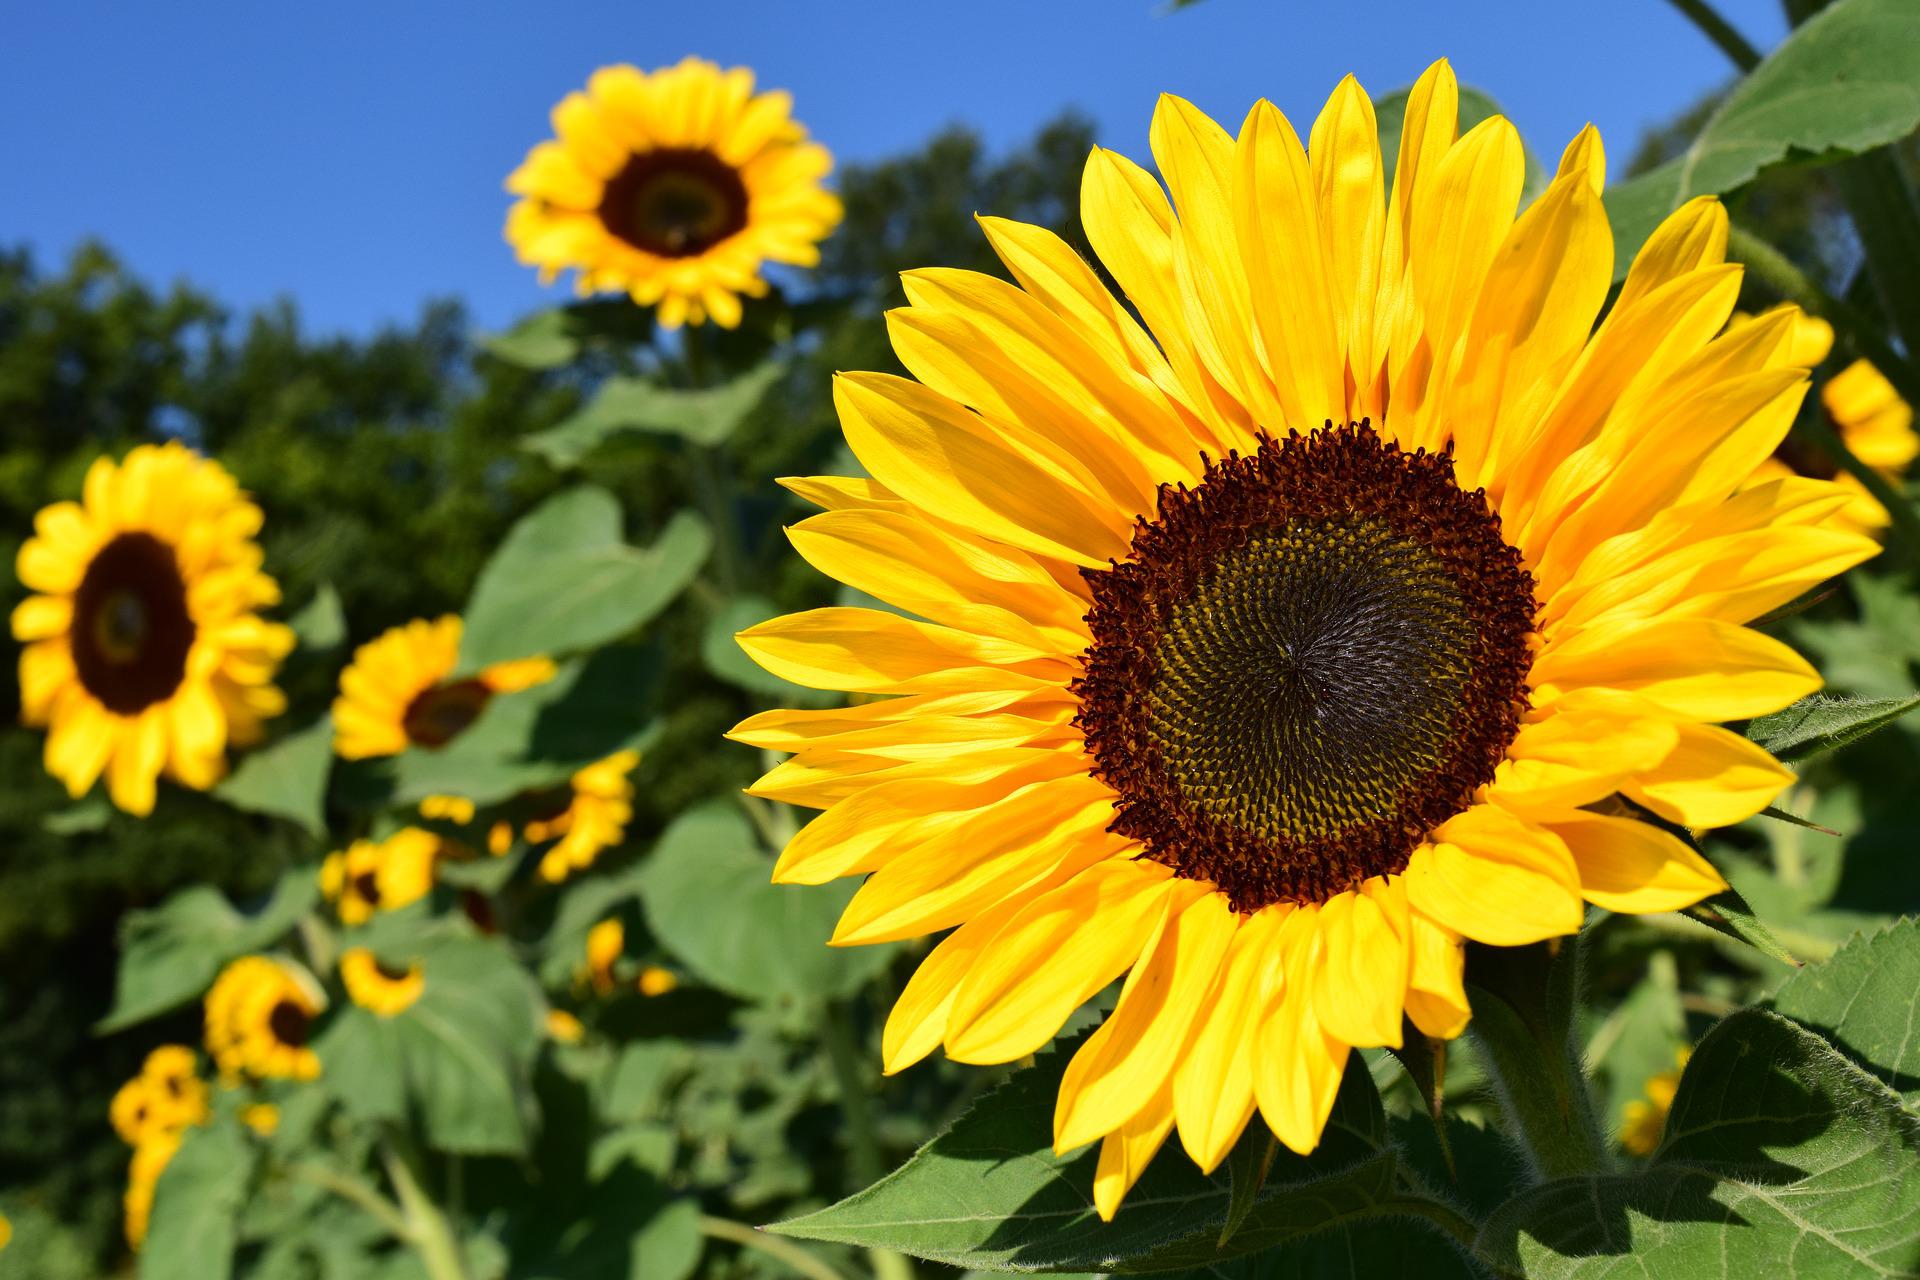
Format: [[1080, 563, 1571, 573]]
[[284, 1162, 412, 1241], [1466, 937, 1610, 1182], [381, 1134, 469, 1280], [1663, 0, 1762, 70], [1724, 224, 1920, 563], [821, 1002, 914, 1280], [698, 1215, 856, 1280]]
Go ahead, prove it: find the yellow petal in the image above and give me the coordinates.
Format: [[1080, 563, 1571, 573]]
[[1253, 908, 1350, 1155], [881, 891, 1033, 1075], [1402, 805, 1584, 946], [1174, 906, 1282, 1173], [107, 708, 168, 816], [736, 606, 1060, 696], [1311, 877, 1410, 1050], [1612, 196, 1727, 317], [1406, 116, 1525, 380], [1531, 618, 1819, 721], [1623, 722, 1794, 829], [1489, 690, 1679, 814], [1093, 1083, 1176, 1222], [1548, 811, 1727, 914], [1404, 911, 1471, 1039]]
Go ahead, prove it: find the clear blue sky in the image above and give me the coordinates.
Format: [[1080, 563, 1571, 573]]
[[5, 0, 1786, 338]]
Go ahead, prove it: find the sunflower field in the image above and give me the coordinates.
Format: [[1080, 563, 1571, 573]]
[[4, 2, 1920, 1278]]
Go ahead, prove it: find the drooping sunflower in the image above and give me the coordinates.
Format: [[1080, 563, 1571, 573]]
[[319, 826, 443, 924], [1750, 313, 1916, 536], [109, 1045, 210, 1146], [505, 56, 842, 329], [733, 61, 1879, 1217], [583, 917, 624, 995], [340, 947, 426, 1017], [123, 1130, 180, 1249], [331, 616, 553, 759], [13, 443, 296, 814], [204, 955, 323, 1082]]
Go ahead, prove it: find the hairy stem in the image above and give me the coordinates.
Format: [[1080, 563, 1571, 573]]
[[1664, 0, 1763, 69], [821, 1003, 915, 1280]]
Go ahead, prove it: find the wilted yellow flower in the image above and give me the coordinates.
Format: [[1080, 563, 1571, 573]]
[[1621, 1048, 1692, 1155], [529, 751, 641, 882], [584, 918, 624, 995], [109, 1045, 210, 1146], [124, 1129, 181, 1249], [204, 956, 323, 1081], [733, 59, 1876, 1218], [505, 57, 842, 328], [637, 966, 679, 998], [340, 947, 426, 1017], [319, 827, 443, 925], [331, 615, 552, 759], [12, 443, 295, 814]]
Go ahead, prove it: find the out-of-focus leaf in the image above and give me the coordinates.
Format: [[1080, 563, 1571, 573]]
[[638, 802, 894, 1004], [143, 1124, 257, 1280], [1588, 949, 1687, 1137], [481, 309, 578, 369], [98, 867, 320, 1032], [601, 1041, 689, 1123], [1606, 0, 1920, 276], [770, 1037, 1405, 1273], [288, 582, 347, 652], [507, 1166, 702, 1280], [318, 925, 544, 1156], [42, 795, 110, 835], [1770, 915, 1920, 1107], [1475, 1009, 1920, 1278], [389, 645, 662, 807], [701, 594, 835, 705], [213, 715, 334, 836], [1375, 84, 1547, 202], [1746, 692, 1920, 764], [524, 362, 784, 465], [459, 487, 709, 669]]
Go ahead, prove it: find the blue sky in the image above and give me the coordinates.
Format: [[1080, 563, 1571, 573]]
[[5, 0, 1786, 337]]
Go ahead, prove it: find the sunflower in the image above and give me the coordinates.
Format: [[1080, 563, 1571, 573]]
[[505, 56, 842, 329], [584, 917, 623, 995], [526, 750, 642, 881], [109, 1045, 210, 1146], [638, 965, 679, 997], [124, 1130, 180, 1249], [204, 955, 323, 1082], [1620, 1047, 1691, 1155], [331, 616, 553, 760], [319, 826, 443, 924], [240, 1103, 280, 1138], [340, 947, 426, 1017], [732, 61, 1878, 1218], [1749, 313, 1916, 536], [13, 443, 295, 814]]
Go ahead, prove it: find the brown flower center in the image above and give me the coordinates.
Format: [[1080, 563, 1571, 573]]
[[598, 147, 750, 258], [403, 680, 492, 748], [72, 532, 195, 714], [267, 1000, 311, 1048], [1076, 423, 1536, 913]]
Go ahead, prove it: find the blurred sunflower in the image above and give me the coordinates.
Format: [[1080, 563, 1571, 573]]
[[584, 917, 623, 995], [505, 56, 842, 328], [240, 1103, 280, 1138], [1620, 1047, 1691, 1155], [331, 615, 553, 759], [13, 443, 295, 814], [734, 60, 1878, 1217], [546, 1009, 586, 1043], [319, 827, 443, 924], [638, 965, 679, 997], [123, 1131, 179, 1249], [526, 750, 641, 881], [1749, 312, 1915, 536], [204, 955, 323, 1082], [109, 1045, 210, 1146], [340, 947, 425, 1016]]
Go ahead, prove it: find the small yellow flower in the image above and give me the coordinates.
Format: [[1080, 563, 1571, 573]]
[[109, 1045, 210, 1146], [124, 1129, 182, 1249], [339, 947, 426, 1017], [584, 918, 624, 995], [12, 443, 295, 814], [637, 966, 679, 997], [0, 1211, 11, 1252], [546, 1009, 586, 1044], [505, 57, 842, 328], [204, 956, 323, 1081], [530, 751, 641, 882], [1621, 1048, 1691, 1156], [240, 1103, 280, 1138], [319, 827, 442, 925], [331, 615, 553, 759]]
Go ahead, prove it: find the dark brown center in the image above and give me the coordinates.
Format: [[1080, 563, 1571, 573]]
[[350, 870, 381, 906], [267, 1000, 311, 1048], [403, 680, 492, 748], [598, 147, 750, 258], [71, 532, 194, 714], [1076, 422, 1537, 913]]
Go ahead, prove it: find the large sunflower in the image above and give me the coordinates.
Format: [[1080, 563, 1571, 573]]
[[734, 61, 1878, 1218], [14, 443, 295, 814], [331, 616, 553, 759], [204, 955, 323, 1082], [505, 57, 842, 329]]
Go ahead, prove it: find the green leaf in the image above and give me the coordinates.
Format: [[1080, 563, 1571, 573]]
[[769, 1037, 1403, 1273], [389, 645, 662, 807], [1680, 884, 1802, 967], [143, 1124, 258, 1280], [289, 582, 347, 651], [701, 594, 835, 705], [524, 362, 784, 465], [213, 715, 334, 836], [507, 1167, 703, 1280], [1588, 949, 1687, 1136], [1474, 1009, 1920, 1278], [481, 309, 579, 369], [1770, 915, 1920, 1107], [42, 794, 111, 835], [459, 487, 710, 669], [98, 867, 320, 1032], [1746, 692, 1920, 764], [637, 802, 894, 1004], [1375, 84, 1548, 202], [1606, 0, 1920, 276]]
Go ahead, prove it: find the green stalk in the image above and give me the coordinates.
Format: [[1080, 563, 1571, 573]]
[[699, 1216, 856, 1280], [1466, 938, 1610, 1181], [286, 1162, 412, 1240], [1829, 152, 1920, 360], [681, 326, 750, 593], [821, 1003, 915, 1280], [382, 1136, 469, 1280], [1663, 0, 1762, 69]]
